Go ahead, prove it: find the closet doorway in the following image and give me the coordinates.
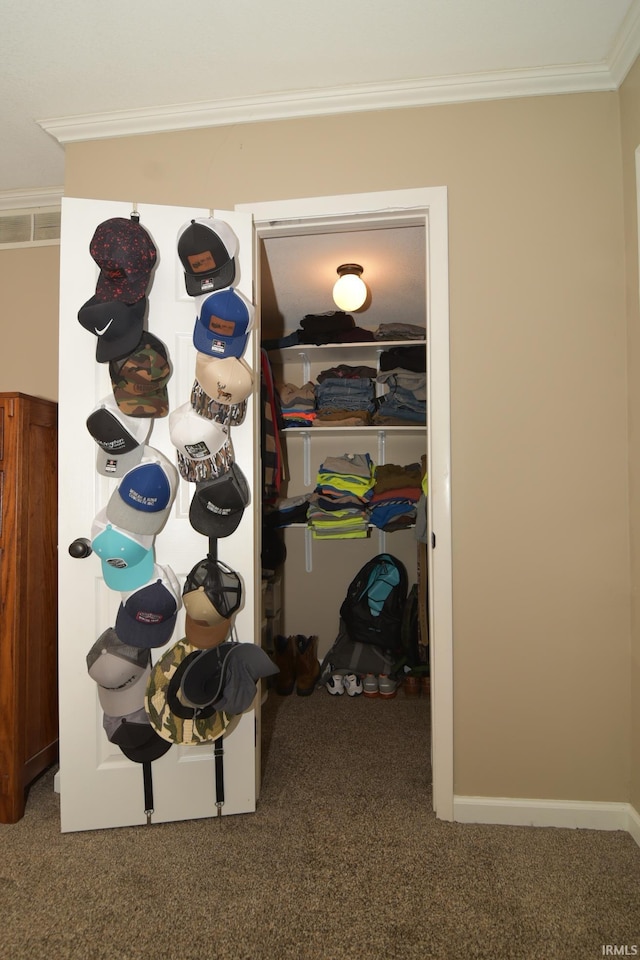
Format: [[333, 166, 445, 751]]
[[238, 188, 453, 820]]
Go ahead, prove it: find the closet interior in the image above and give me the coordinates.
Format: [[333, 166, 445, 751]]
[[257, 220, 430, 712]]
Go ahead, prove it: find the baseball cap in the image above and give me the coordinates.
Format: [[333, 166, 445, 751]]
[[90, 217, 157, 304], [194, 354, 253, 406], [78, 295, 146, 363], [86, 394, 151, 478], [91, 507, 155, 591], [115, 565, 181, 649], [86, 627, 151, 715], [106, 446, 178, 536], [177, 218, 238, 297], [103, 707, 172, 763], [168, 401, 234, 483], [109, 331, 171, 418], [144, 638, 229, 744], [184, 613, 231, 650], [188, 463, 250, 538], [182, 557, 242, 625], [190, 379, 247, 426], [180, 642, 278, 715], [193, 287, 254, 359]]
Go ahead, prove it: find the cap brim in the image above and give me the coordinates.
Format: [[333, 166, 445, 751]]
[[188, 495, 244, 538], [103, 711, 173, 763], [185, 614, 231, 649], [97, 663, 151, 715], [101, 549, 155, 591]]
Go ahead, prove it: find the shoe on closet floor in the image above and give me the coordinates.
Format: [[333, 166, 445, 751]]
[[343, 674, 363, 697], [362, 674, 379, 698], [295, 634, 320, 696], [378, 674, 399, 699], [403, 675, 420, 697], [272, 634, 296, 696], [326, 673, 345, 695]]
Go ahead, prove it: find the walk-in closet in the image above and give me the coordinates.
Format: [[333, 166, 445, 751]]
[[257, 215, 433, 782]]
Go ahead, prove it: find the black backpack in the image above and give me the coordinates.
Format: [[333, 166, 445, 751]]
[[339, 553, 408, 655]]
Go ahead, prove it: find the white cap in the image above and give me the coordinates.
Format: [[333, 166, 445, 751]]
[[168, 401, 235, 483]]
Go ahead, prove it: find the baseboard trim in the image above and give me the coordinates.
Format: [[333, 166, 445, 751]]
[[453, 795, 640, 846], [627, 802, 640, 847]]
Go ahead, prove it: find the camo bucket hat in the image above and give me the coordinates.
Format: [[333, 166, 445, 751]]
[[144, 638, 228, 745], [109, 331, 171, 418]]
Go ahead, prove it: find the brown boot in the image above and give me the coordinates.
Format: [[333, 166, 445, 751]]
[[272, 635, 296, 695], [294, 635, 320, 696]]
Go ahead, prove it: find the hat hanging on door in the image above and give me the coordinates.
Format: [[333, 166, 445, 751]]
[[192, 287, 254, 359], [90, 217, 157, 304], [77, 295, 147, 363], [86, 394, 152, 478], [169, 401, 234, 483], [109, 331, 172, 419], [144, 638, 229, 745], [86, 627, 152, 716], [177, 218, 238, 297], [103, 707, 172, 763]]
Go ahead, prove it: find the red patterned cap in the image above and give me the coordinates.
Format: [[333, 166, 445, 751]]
[[91, 217, 157, 304]]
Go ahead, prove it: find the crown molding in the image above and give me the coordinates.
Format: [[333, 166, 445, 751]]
[[38, 62, 617, 146], [608, 0, 640, 86], [0, 186, 63, 211]]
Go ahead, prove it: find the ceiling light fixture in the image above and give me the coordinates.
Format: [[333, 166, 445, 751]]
[[332, 263, 367, 312]]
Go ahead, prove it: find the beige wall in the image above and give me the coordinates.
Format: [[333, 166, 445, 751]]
[[0, 244, 59, 401], [619, 61, 640, 814], [13, 88, 632, 803]]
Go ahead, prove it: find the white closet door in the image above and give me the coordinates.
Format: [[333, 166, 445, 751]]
[[57, 198, 259, 832]]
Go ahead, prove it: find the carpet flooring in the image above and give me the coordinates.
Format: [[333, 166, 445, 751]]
[[1, 687, 639, 959]]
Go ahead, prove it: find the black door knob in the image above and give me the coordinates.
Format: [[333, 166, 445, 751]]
[[68, 537, 92, 559]]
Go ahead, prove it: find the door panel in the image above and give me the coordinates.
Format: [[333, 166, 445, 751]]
[[58, 198, 258, 832]]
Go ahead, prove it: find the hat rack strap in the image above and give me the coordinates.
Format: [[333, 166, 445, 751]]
[[214, 741, 225, 819], [130, 203, 140, 223], [143, 760, 154, 824], [208, 538, 218, 561]]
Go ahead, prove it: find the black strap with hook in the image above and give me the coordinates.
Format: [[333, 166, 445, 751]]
[[143, 760, 154, 825]]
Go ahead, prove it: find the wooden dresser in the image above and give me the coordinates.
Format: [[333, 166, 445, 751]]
[[0, 393, 58, 823]]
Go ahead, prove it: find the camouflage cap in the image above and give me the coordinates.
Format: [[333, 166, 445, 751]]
[[109, 331, 171, 418], [144, 638, 228, 745], [190, 379, 247, 427]]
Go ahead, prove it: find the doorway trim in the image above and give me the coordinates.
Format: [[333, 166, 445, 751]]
[[237, 187, 454, 820]]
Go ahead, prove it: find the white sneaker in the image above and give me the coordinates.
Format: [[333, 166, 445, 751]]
[[343, 674, 363, 697], [326, 673, 345, 695]]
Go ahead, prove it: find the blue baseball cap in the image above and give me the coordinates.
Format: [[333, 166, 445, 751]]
[[193, 288, 254, 358], [106, 446, 178, 536]]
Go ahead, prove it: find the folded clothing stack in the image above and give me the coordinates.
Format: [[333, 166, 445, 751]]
[[315, 363, 377, 427], [307, 452, 375, 540], [367, 461, 424, 531], [373, 345, 427, 426], [277, 381, 316, 428]]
